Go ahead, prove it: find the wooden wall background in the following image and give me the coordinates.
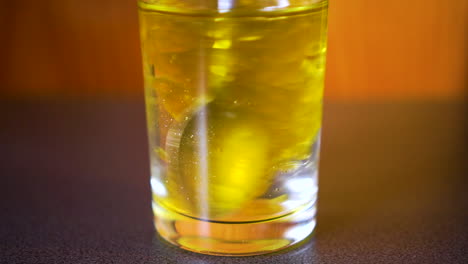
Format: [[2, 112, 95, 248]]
[[0, 0, 466, 100]]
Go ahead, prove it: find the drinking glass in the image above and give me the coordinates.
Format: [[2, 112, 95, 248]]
[[138, 0, 328, 256]]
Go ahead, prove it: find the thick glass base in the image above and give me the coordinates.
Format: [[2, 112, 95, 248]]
[[153, 202, 317, 256]]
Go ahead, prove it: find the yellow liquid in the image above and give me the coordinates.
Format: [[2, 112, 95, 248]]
[[139, 1, 328, 255]]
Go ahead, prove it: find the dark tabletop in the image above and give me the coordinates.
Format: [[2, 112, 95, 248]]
[[0, 100, 467, 264]]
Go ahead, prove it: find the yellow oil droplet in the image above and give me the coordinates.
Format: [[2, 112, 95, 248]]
[[170, 106, 272, 217], [213, 39, 232, 49], [210, 65, 229, 76], [156, 147, 168, 162], [238, 35, 262, 41], [209, 121, 269, 214]]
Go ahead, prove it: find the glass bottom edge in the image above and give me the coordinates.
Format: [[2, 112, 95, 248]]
[[153, 202, 317, 256]]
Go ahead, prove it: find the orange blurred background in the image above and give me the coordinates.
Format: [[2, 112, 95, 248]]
[[0, 0, 466, 100]]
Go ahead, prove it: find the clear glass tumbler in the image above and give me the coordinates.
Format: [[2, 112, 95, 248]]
[[138, 0, 328, 256]]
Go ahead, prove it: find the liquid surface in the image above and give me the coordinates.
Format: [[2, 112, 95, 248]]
[[139, 2, 328, 222]]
